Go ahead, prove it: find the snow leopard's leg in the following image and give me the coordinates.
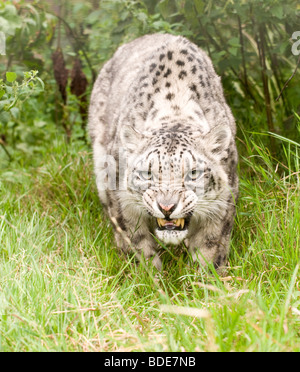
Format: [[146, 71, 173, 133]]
[[106, 195, 162, 270]]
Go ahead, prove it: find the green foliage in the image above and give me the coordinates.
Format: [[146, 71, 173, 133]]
[[0, 70, 44, 111], [0, 3, 22, 36], [0, 0, 300, 352], [0, 1, 55, 70], [0, 70, 44, 162]]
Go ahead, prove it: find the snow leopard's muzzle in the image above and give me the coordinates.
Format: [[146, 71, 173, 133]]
[[143, 188, 197, 245]]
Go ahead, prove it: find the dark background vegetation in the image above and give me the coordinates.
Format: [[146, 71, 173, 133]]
[[0, 0, 299, 168]]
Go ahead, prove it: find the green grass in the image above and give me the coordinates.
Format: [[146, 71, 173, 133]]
[[0, 129, 299, 352]]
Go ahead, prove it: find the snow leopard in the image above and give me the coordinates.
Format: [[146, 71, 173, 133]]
[[88, 33, 238, 272]]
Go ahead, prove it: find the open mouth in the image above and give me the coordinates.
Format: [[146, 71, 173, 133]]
[[156, 217, 189, 231]]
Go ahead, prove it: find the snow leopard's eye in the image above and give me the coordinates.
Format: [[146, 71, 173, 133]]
[[185, 169, 203, 182], [138, 170, 153, 181]]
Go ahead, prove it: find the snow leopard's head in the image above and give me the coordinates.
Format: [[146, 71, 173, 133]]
[[120, 123, 233, 245]]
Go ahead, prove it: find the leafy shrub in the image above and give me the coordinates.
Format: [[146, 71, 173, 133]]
[[0, 70, 44, 162]]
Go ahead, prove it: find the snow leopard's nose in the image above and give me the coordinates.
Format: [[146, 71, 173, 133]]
[[157, 202, 176, 217]]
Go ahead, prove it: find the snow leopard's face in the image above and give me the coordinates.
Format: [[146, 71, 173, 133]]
[[122, 125, 232, 245]]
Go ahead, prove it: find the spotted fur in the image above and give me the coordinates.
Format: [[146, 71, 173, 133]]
[[88, 34, 238, 272]]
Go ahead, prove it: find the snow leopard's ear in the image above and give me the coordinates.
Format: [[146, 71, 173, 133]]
[[120, 125, 143, 151], [203, 125, 232, 160]]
